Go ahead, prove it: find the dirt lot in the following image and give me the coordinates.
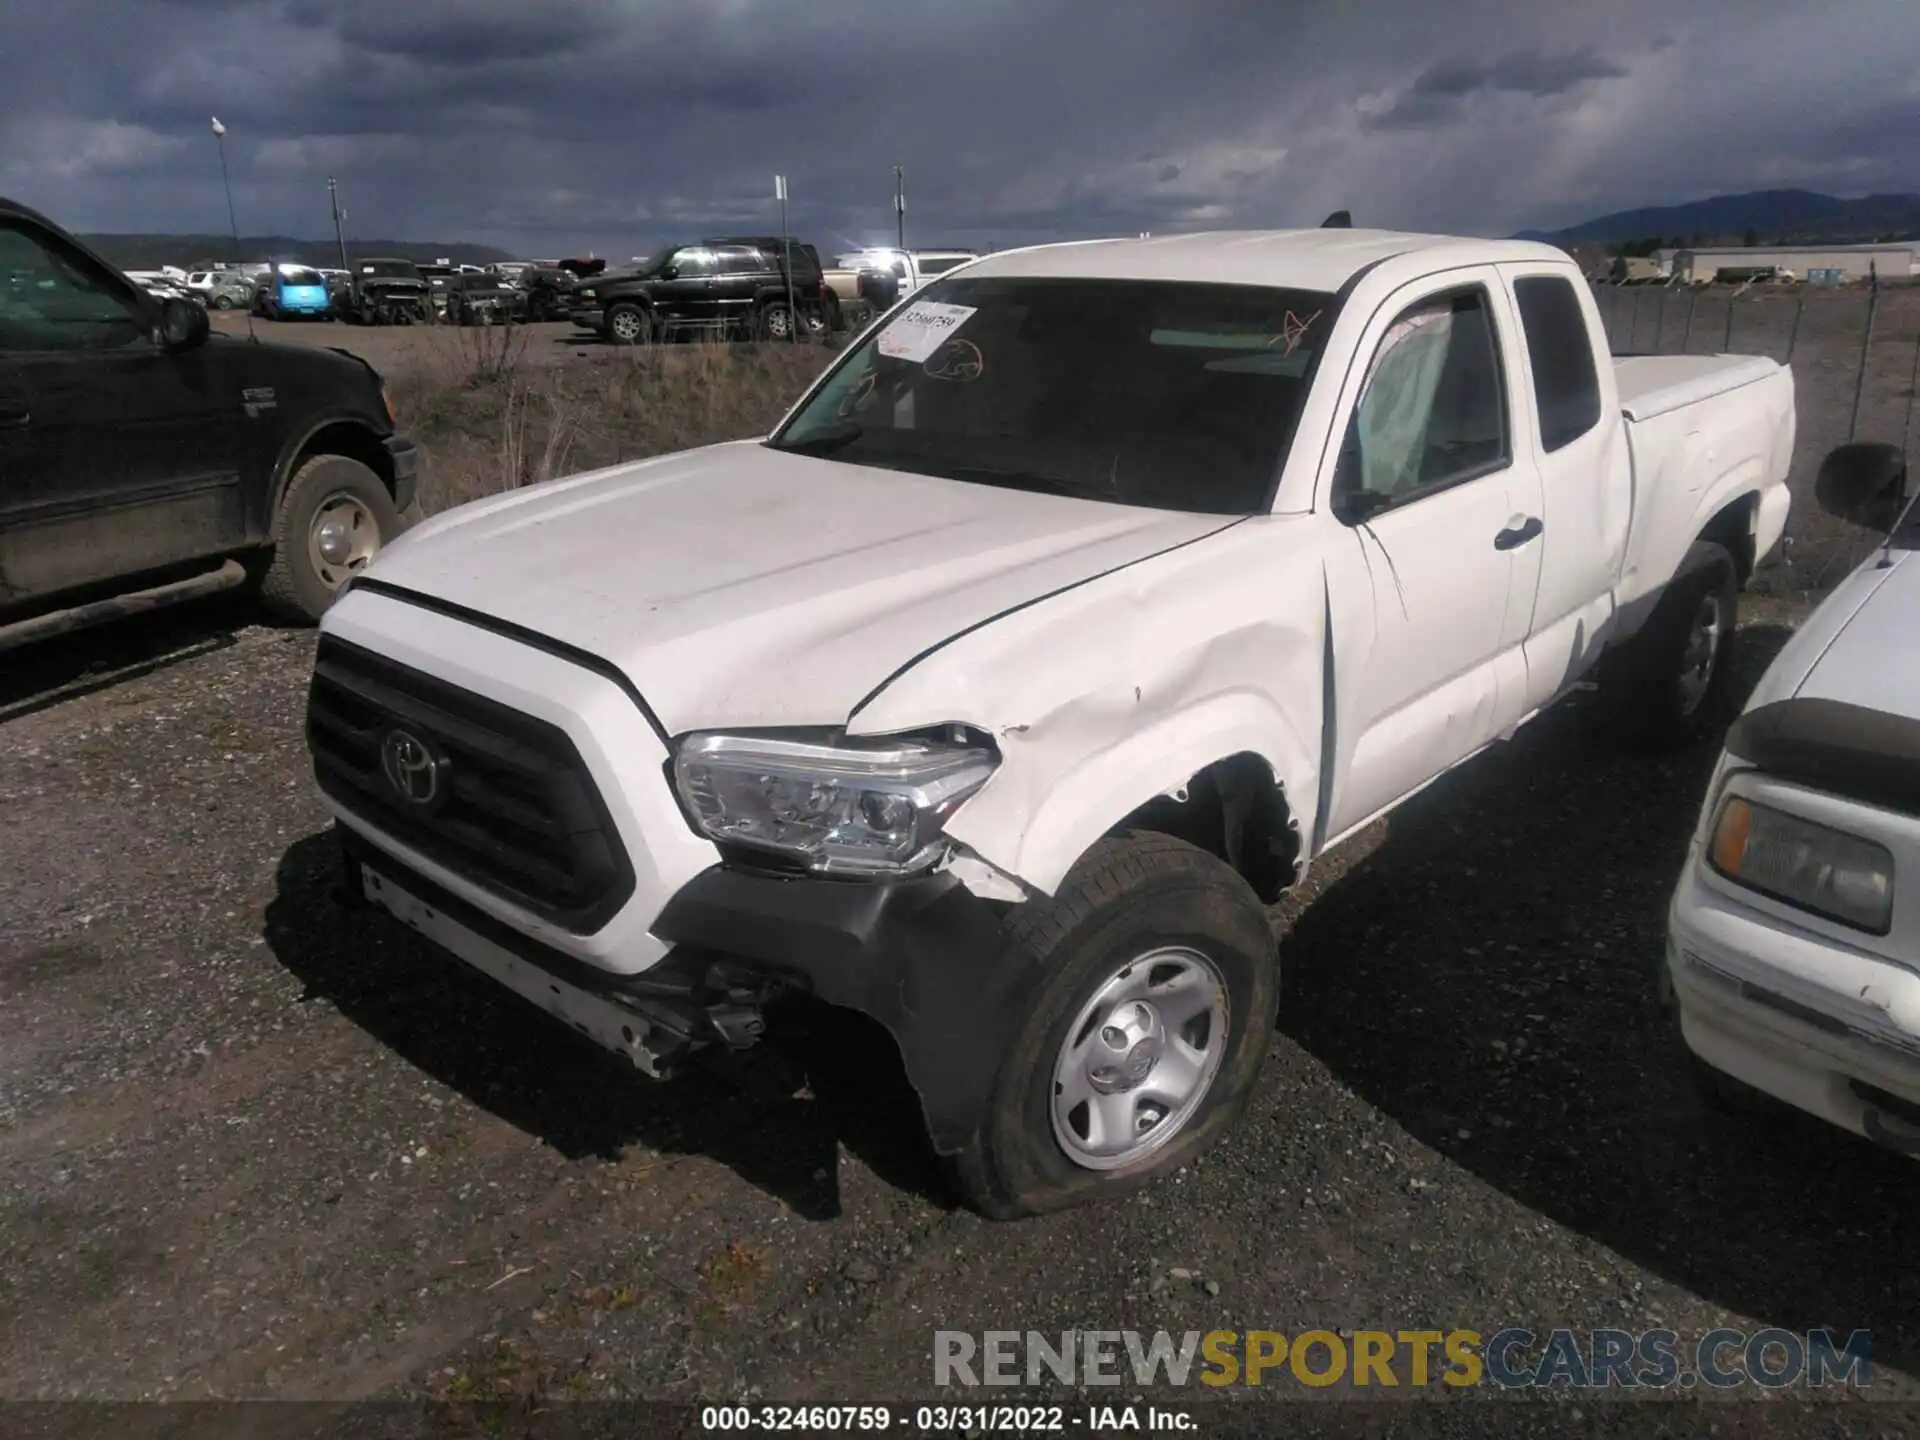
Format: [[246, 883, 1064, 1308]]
[[1, 289, 1917, 1428], [208, 313, 602, 372]]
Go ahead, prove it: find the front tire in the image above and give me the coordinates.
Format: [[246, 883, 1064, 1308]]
[[606, 303, 652, 346], [948, 832, 1279, 1219], [256, 455, 401, 622]]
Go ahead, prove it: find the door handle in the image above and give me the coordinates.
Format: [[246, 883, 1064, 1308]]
[[0, 405, 28, 429], [1494, 516, 1543, 550]]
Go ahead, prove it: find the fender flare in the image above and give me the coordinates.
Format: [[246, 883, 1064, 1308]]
[[266, 413, 398, 518], [943, 690, 1321, 897]]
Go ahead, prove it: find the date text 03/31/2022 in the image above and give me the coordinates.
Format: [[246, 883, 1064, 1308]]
[[699, 1404, 1192, 1432]]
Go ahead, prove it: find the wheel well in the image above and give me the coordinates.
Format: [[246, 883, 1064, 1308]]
[[1698, 492, 1759, 584], [1107, 752, 1301, 903], [286, 423, 395, 501]]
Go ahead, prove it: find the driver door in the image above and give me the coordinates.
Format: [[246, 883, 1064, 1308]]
[[1320, 273, 1545, 840], [0, 216, 244, 604], [653, 247, 718, 331]]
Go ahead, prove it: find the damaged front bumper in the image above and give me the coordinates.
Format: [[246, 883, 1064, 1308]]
[[339, 825, 1037, 1153]]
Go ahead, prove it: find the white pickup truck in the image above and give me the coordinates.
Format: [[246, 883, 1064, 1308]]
[[307, 229, 1795, 1216]]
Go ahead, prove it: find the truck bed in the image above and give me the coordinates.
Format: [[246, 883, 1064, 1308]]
[[1612, 351, 1795, 620], [1612, 353, 1783, 421]]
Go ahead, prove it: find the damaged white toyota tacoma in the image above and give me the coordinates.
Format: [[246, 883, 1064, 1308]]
[[307, 229, 1796, 1216]]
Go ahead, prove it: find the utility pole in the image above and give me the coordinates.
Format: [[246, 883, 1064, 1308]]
[[894, 165, 905, 252], [328, 176, 349, 271]]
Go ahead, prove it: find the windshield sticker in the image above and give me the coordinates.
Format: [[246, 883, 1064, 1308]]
[[877, 301, 977, 363], [922, 337, 985, 382], [1266, 309, 1321, 356], [837, 368, 879, 417]]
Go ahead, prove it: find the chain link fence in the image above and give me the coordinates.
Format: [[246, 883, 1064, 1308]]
[[1590, 280, 1920, 597]]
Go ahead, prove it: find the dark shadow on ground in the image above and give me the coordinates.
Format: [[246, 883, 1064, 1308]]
[[0, 591, 262, 721], [263, 831, 944, 1223], [1276, 622, 1920, 1376]]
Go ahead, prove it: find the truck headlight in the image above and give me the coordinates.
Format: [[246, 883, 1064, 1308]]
[[1708, 796, 1895, 934], [673, 730, 997, 876]]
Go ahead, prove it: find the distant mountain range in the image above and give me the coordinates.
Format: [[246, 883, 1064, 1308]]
[[77, 232, 518, 271], [1515, 190, 1920, 247]]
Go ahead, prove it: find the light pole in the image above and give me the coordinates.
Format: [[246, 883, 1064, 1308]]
[[210, 117, 255, 337], [328, 176, 349, 273], [211, 117, 243, 269], [894, 165, 905, 252]]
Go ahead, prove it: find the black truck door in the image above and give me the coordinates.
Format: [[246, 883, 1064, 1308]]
[[0, 216, 246, 607]]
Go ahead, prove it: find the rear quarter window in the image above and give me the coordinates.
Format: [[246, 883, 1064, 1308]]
[[1513, 275, 1602, 453]]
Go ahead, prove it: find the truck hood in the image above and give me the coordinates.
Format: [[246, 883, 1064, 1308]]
[[1790, 547, 1920, 718], [361, 440, 1230, 733], [1723, 548, 1920, 815]]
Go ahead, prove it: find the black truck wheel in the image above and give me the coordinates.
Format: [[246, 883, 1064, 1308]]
[[605, 303, 652, 345], [257, 455, 402, 622], [947, 832, 1279, 1219], [756, 301, 796, 342], [1606, 539, 1739, 749]]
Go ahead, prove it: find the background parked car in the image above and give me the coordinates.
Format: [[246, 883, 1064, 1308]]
[[254, 263, 334, 321], [571, 239, 831, 345], [340, 257, 431, 326], [516, 264, 580, 321], [196, 271, 256, 310], [443, 271, 527, 326]]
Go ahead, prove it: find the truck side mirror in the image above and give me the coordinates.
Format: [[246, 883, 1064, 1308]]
[[1815, 442, 1907, 532], [155, 295, 210, 352]]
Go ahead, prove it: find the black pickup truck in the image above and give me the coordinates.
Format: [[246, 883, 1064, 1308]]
[[570, 239, 833, 345], [0, 197, 420, 652]]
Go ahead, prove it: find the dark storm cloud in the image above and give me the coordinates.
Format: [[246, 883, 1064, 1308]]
[[2, 0, 1914, 256], [1365, 46, 1629, 129]]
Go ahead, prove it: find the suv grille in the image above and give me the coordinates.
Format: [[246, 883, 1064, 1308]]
[[306, 636, 634, 932]]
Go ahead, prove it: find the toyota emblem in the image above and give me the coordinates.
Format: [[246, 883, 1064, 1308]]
[[379, 728, 444, 807]]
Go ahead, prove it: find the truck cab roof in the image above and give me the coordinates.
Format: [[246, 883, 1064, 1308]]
[[960, 229, 1573, 292]]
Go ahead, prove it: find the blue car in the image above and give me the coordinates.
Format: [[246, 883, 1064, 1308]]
[[257, 263, 333, 321]]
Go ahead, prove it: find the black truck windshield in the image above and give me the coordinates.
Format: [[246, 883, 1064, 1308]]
[[768, 276, 1341, 514]]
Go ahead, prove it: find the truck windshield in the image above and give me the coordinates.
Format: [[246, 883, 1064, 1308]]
[[768, 276, 1342, 514], [361, 260, 420, 278]]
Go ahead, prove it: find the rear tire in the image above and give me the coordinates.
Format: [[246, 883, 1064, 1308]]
[[1605, 539, 1738, 750], [256, 455, 401, 623], [756, 301, 796, 343], [947, 832, 1279, 1219]]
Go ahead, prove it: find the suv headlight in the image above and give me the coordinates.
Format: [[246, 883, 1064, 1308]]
[[1709, 796, 1895, 934], [673, 730, 997, 876]]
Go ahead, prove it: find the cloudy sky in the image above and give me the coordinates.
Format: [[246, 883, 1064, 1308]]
[[2, 0, 1915, 258]]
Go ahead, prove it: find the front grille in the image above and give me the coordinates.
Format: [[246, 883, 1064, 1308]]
[[307, 635, 635, 932]]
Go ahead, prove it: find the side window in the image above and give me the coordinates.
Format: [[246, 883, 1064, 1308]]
[[671, 248, 716, 279], [715, 247, 762, 276], [0, 223, 146, 354], [1513, 275, 1602, 452], [1340, 287, 1508, 511]]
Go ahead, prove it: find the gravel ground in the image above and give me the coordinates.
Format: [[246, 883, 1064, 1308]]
[[3, 588, 1918, 1434]]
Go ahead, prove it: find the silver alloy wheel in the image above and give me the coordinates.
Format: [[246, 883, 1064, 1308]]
[[764, 305, 792, 340], [1050, 946, 1230, 1171], [609, 308, 646, 343], [308, 492, 381, 591], [1676, 591, 1724, 716]]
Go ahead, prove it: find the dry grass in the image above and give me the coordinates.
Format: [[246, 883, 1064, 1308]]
[[393, 334, 835, 514]]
